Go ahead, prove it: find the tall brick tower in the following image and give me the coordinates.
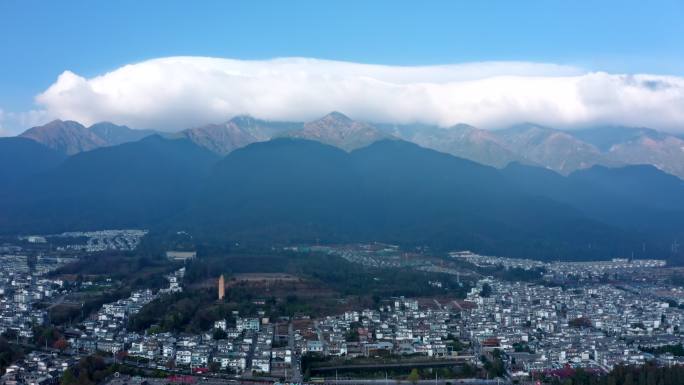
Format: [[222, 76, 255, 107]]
[[218, 274, 225, 300]]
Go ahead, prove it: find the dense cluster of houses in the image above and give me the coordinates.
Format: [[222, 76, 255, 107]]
[[462, 279, 684, 379], [50, 229, 147, 253], [452, 252, 667, 281], [0, 352, 73, 385], [63, 267, 294, 376], [0, 255, 68, 339], [69, 268, 184, 356], [53, 264, 684, 382], [271, 280, 684, 381], [295, 297, 457, 360], [5, 239, 684, 384]]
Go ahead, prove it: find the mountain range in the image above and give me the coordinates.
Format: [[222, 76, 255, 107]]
[[279, 111, 391, 151], [15, 113, 684, 180], [2, 112, 684, 261], [19, 120, 158, 155], [176, 116, 302, 155]]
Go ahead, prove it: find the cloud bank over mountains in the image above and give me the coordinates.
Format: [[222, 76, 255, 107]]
[[16, 57, 684, 132]]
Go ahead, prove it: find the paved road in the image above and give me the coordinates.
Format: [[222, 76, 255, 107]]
[[106, 374, 239, 385], [318, 379, 509, 385], [433, 299, 442, 309], [312, 359, 472, 372], [289, 322, 303, 383]]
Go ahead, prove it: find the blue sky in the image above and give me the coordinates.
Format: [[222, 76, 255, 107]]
[[1, 0, 683, 133]]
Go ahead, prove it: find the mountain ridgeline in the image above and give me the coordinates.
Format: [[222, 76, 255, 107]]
[[19, 120, 160, 155], [1, 129, 684, 261], [0, 136, 218, 233], [2, 112, 684, 261], [16, 113, 684, 180]]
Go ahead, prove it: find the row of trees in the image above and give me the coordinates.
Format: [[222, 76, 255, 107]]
[[127, 288, 225, 333], [32, 325, 69, 350], [60, 355, 112, 385], [544, 363, 684, 385], [291, 251, 467, 298], [639, 344, 684, 357]]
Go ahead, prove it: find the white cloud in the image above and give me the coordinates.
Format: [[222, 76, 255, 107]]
[[0, 108, 48, 136], [31, 56, 684, 132]]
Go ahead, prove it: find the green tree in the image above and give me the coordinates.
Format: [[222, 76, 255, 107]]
[[77, 369, 91, 385], [408, 368, 420, 384], [624, 372, 634, 385], [60, 369, 77, 385], [345, 328, 360, 342], [647, 368, 657, 385], [480, 283, 492, 298], [213, 328, 227, 340], [209, 361, 221, 372]]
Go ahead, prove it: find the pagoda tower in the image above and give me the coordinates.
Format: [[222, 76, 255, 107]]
[[218, 274, 225, 300]]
